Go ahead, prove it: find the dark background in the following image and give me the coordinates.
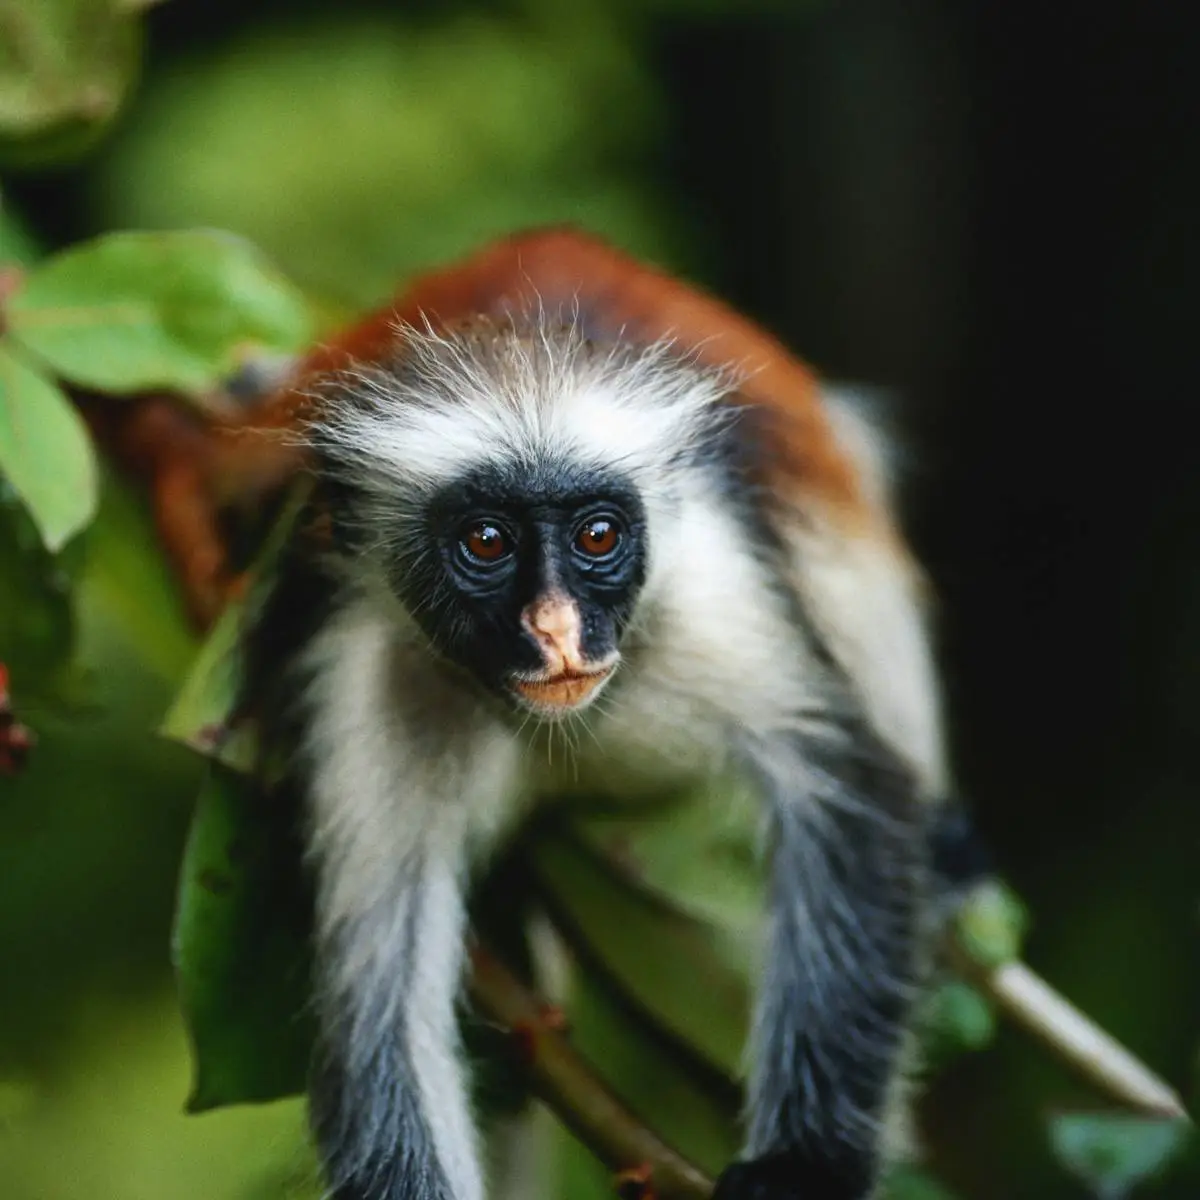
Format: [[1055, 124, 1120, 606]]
[[2, 2, 1197, 1197]]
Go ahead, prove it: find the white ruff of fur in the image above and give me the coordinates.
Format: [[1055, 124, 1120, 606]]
[[309, 319, 737, 524]]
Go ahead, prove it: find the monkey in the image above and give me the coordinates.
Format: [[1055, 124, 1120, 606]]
[[200, 226, 956, 1200]]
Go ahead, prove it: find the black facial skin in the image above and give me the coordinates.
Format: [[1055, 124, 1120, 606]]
[[390, 461, 648, 700]]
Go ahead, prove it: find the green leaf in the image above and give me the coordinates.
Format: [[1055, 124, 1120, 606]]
[[921, 980, 997, 1067], [553, 953, 741, 1199], [954, 878, 1029, 970], [1049, 1113, 1193, 1198], [158, 598, 256, 771], [567, 773, 764, 937], [0, 0, 143, 170], [0, 190, 41, 266], [159, 479, 312, 769], [0, 485, 83, 706], [163, 486, 312, 1110], [0, 341, 97, 550], [529, 772, 771, 1079], [172, 763, 316, 1112], [7, 230, 314, 394], [531, 812, 756, 1079]]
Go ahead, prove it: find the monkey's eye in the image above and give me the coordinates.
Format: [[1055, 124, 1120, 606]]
[[459, 521, 512, 565], [573, 516, 622, 559]]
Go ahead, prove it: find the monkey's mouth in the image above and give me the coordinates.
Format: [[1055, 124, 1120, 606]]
[[510, 666, 614, 712]]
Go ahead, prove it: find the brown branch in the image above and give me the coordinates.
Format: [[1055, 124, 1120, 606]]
[[467, 943, 716, 1200]]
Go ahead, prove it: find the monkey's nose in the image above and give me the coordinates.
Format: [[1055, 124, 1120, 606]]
[[520, 592, 584, 674]]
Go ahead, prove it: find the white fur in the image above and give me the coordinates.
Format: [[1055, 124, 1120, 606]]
[[821, 383, 904, 515], [792, 384, 949, 796], [563, 470, 829, 790], [312, 323, 738, 528], [787, 526, 947, 796], [299, 594, 522, 1200]]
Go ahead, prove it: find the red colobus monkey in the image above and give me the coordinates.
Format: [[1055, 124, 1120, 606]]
[[219, 228, 954, 1200]]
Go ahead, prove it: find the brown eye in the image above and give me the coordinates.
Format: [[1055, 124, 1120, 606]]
[[462, 522, 509, 562], [575, 517, 620, 558]]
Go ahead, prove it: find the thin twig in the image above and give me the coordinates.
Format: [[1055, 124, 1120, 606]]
[[467, 944, 716, 1200], [946, 939, 1189, 1121]]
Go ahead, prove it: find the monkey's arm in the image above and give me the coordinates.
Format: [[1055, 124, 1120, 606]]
[[719, 720, 927, 1200], [291, 595, 520, 1200]]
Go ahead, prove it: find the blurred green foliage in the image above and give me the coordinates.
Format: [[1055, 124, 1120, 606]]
[[0, 190, 39, 262], [91, 7, 682, 308], [0, 343, 96, 550], [0, 0, 144, 170], [1050, 1115, 1193, 1200], [0, 472, 322, 1199]]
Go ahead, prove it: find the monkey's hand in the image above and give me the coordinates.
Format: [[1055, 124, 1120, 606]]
[[713, 1152, 871, 1200]]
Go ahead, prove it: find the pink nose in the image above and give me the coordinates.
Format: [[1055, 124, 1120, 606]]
[[520, 593, 584, 674]]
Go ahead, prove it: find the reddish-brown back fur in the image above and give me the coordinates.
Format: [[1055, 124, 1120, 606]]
[[241, 227, 871, 524]]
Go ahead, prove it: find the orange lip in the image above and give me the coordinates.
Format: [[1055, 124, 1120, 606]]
[[512, 668, 613, 709]]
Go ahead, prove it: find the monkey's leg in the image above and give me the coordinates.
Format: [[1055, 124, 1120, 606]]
[[719, 722, 928, 1200], [298, 606, 520, 1200]]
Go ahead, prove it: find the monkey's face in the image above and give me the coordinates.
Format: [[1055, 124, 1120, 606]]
[[397, 463, 648, 720]]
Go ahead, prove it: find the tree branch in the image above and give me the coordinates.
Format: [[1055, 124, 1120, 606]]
[[946, 938, 1189, 1121], [467, 943, 716, 1200]]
